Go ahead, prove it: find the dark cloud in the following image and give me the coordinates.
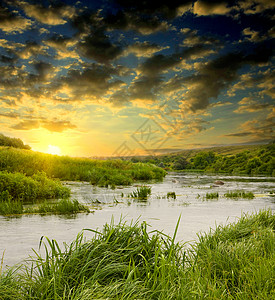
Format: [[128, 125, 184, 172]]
[[112, 0, 193, 19], [129, 75, 163, 101], [104, 11, 170, 35], [53, 64, 124, 101], [78, 30, 123, 63], [177, 42, 274, 112]]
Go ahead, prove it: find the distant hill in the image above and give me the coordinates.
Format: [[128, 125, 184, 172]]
[[0, 133, 31, 150]]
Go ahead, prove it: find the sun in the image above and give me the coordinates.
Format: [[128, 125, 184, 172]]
[[47, 145, 62, 156]]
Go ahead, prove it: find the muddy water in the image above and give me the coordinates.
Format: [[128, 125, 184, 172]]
[[0, 173, 274, 269]]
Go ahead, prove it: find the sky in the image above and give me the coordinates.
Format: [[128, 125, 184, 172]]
[[0, 0, 274, 157]]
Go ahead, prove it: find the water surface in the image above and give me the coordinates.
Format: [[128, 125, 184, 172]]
[[0, 173, 274, 269]]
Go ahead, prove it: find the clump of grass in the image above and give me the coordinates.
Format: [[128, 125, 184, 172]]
[[0, 200, 23, 215], [129, 186, 151, 200], [205, 192, 219, 199], [167, 192, 176, 199], [224, 190, 254, 199], [26, 199, 90, 215]]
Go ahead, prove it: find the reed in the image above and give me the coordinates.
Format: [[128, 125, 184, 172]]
[[129, 186, 152, 200], [224, 190, 254, 199]]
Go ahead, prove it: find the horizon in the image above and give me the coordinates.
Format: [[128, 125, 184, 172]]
[[0, 0, 274, 157]]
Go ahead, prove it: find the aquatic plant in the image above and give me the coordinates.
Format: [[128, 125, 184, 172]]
[[0, 199, 89, 216], [167, 192, 176, 199], [129, 186, 151, 200], [224, 190, 254, 199], [205, 192, 219, 199]]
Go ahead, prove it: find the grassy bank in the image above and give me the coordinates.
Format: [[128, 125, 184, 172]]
[[0, 171, 91, 216], [0, 147, 166, 187], [0, 210, 274, 299]]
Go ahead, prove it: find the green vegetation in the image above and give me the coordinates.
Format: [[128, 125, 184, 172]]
[[129, 186, 152, 200], [0, 171, 70, 203], [0, 133, 31, 150], [224, 190, 255, 199], [205, 192, 219, 199], [0, 210, 274, 299], [0, 198, 89, 216], [0, 146, 166, 187], [131, 142, 275, 176], [167, 191, 176, 199]]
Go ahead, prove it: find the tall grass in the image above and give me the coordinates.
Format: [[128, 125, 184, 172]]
[[0, 171, 70, 203], [0, 147, 166, 186], [224, 190, 255, 199], [0, 210, 274, 299], [129, 186, 152, 200]]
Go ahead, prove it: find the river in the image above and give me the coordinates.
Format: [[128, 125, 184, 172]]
[[0, 172, 274, 269]]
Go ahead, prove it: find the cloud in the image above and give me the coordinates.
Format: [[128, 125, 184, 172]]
[[77, 30, 123, 63], [11, 120, 40, 130], [44, 34, 79, 60], [194, 0, 232, 16], [123, 41, 169, 58], [225, 113, 275, 141], [234, 96, 273, 113], [52, 64, 125, 102], [42, 120, 77, 132], [178, 43, 274, 112], [0, 111, 19, 118], [111, 0, 193, 19], [104, 11, 171, 35], [11, 118, 77, 132], [21, 1, 75, 25], [238, 0, 275, 15], [16, 41, 48, 59], [0, 2, 32, 33]]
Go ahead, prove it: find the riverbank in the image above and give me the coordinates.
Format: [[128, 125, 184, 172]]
[[0, 209, 274, 299]]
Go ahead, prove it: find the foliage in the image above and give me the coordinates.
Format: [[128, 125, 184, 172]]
[[130, 142, 275, 176], [0, 133, 31, 150], [0, 171, 70, 203], [224, 190, 255, 199], [26, 199, 90, 215], [129, 186, 152, 200], [0, 210, 274, 299], [205, 192, 219, 199], [0, 147, 166, 187]]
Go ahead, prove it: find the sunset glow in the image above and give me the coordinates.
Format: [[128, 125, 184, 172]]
[[47, 145, 62, 156], [0, 0, 274, 156]]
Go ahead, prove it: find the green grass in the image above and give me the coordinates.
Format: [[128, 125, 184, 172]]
[[0, 146, 166, 187], [129, 186, 152, 200], [205, 192, 219, 199], [1, 210, 274, 299], [0, 199, 89, 216], [0, 171, 70, 203], [224, 190, 255, 199]]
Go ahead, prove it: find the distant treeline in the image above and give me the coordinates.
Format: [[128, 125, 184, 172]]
[[0, 133, 31, 150], [131, 142, 275, 176]]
